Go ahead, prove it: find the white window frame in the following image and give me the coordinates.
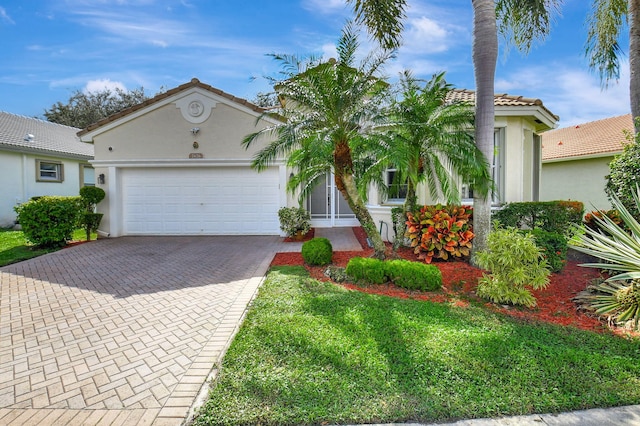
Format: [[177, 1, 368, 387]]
[[460, 128, 505, 205], [385, 168, 408, 203], [36, 159, 64, 183], [80, 164, 95, 187]]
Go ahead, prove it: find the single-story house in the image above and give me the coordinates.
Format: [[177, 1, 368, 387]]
[[540, 114, 631, 211], [0, 112, 95, 228], [79, 78, 558, 239]]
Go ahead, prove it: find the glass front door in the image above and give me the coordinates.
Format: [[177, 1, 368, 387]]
[[307, 173, 358, 227]]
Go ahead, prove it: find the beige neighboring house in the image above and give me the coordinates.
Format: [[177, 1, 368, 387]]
[[0, 112, 95, 228], [540, 114, 632, 211], [79, 79, 558, 239]]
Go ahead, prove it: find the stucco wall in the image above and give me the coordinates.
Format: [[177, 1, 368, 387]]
[[0, 151, 90, 227], [541, 156, 614, 211]]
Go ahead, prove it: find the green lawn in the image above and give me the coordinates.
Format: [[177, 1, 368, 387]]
[[0, 228, 96, 267], [193, 266, 640, 426]]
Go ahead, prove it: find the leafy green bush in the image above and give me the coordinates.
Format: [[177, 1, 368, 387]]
[[385, 259, 442, 291], [493, 200, 584, 236], [405, 204, 474, 263], [606, 130, 640, 221], [14, 196, 82, 247], [79, 186, 105, 241], [345, 257, 388, 284], [278, 207, 311, 237], [474, 225, 551, 307], [301, 237, 332, 266], [528, 229, 567, 273]]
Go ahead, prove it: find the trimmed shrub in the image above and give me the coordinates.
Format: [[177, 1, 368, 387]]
[[493, 200, 584, 236], [278, 207, 311, 237], [79, 186, 106, 241], [301, 237, 332, 266], [474, 225, 551, 308], [528, 229, 567, 273], [345, 257, 388, 284], [385, 259, 442, 291], [14, 196, 82, 247], [405, 204, 474, 263]]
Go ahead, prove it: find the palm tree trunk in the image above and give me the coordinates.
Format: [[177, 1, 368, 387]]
[[471, 0, 498, 259], [336, 172, 387, 259], [631, 0, 640, 131]]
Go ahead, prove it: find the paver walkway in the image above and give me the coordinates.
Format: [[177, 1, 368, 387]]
[[0, 229, 361, 425]]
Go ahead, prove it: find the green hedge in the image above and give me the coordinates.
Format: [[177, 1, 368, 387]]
[[493, 200, 583, 235], [15, 196, 82, 247], [301, 237, 333, 266], [345, 257, 443, 291], [528, 229, 567, 273]]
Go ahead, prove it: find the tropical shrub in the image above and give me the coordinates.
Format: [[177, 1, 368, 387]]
[[79, 186, 105, 241], [301, 237, 332, 266], [570, 187, 640, 329], [14, 196, 82, 247], [278, 207, 311, 238], [474, 225, 551, 308], [405, 204, 473, 263], [606, 130, 640, 221], [574, 279, 640, 330], [583, 209, 624, 232], [528, 229, 567, 273], [493, 200, 584, 236], [384, 259, 442, 291], [345, 257, 388, 285]]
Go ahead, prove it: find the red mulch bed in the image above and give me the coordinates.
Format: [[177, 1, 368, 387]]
[[270, 227, 636, 336], [282, 228, 316, 243]]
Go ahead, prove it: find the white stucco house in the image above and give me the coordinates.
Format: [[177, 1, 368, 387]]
[[540, 114, 631, 211], [79, 78, 557, 239], [0, 112, 95, 228]]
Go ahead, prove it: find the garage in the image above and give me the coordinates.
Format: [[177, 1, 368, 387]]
[[121, 167, 280, 235]]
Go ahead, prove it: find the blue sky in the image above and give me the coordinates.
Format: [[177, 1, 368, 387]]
[[0, 0, 631, 128]]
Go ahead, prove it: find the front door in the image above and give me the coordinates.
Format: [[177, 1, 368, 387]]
[[307, 173, 359, 227]]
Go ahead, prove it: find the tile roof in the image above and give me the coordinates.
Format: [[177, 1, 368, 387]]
[[0, 112, 93, 159], [541, 114, 632, 161], [446, 89, 559, 120], [78, 78, 267, 137]]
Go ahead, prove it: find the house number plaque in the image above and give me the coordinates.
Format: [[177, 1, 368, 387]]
[[189, 153, 204, 159]]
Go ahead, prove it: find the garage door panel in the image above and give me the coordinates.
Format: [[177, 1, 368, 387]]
[[122, 167, 280, 235]]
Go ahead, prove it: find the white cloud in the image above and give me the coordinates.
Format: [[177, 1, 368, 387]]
[[402, 16, 451, 54], [0, 7, 15, 24], [496, 60, 630, 127], [301, 0, 347, 15], [84, 79, 127, 94]]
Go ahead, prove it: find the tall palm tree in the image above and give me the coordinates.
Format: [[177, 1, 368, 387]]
[[349, 0, 561, 255], [243, 23, 392, 259], [385, 71, 490, 214], [585, 0, 640, 130]]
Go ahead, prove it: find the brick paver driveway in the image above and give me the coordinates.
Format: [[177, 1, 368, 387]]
[[0, 236, 291, 425]]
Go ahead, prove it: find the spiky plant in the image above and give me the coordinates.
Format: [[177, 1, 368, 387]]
[[571, 187, 640, 329]]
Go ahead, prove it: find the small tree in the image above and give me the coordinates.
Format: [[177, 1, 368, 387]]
[[606, 127, 640, 221], [79, 186, 106, 241]]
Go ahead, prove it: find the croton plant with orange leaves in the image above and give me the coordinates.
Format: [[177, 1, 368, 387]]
[[405, 205, 474, 263]]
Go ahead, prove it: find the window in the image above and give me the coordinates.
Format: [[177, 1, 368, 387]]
[[36, 160, 64, 182], [460, 128, 505, 204], [386, 168, 408, 201], [80, 164, 95, 187]]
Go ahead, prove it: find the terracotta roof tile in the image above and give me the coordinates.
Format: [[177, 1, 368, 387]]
[[78, 78, 267, 136], [445, 89, 558, 120], [541, 114, 632, 161], [0, 112, 93, 159]]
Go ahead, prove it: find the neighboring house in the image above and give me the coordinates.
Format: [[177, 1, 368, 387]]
[[79, 79, 558, 239], [540, 114, 631, 211], [0, 112, 95, 228]]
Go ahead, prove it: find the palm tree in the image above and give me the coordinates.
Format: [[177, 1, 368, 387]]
[[243, 23, 392, 259], [385, 71, 490, 214], [585, 0, 640, 130], [348, 0, 561, 255]]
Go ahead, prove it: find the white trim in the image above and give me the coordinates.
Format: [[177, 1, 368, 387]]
[[90, 158, 285, 168]]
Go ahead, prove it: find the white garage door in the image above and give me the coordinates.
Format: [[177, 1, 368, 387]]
[[121, 167, 280, 235]]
